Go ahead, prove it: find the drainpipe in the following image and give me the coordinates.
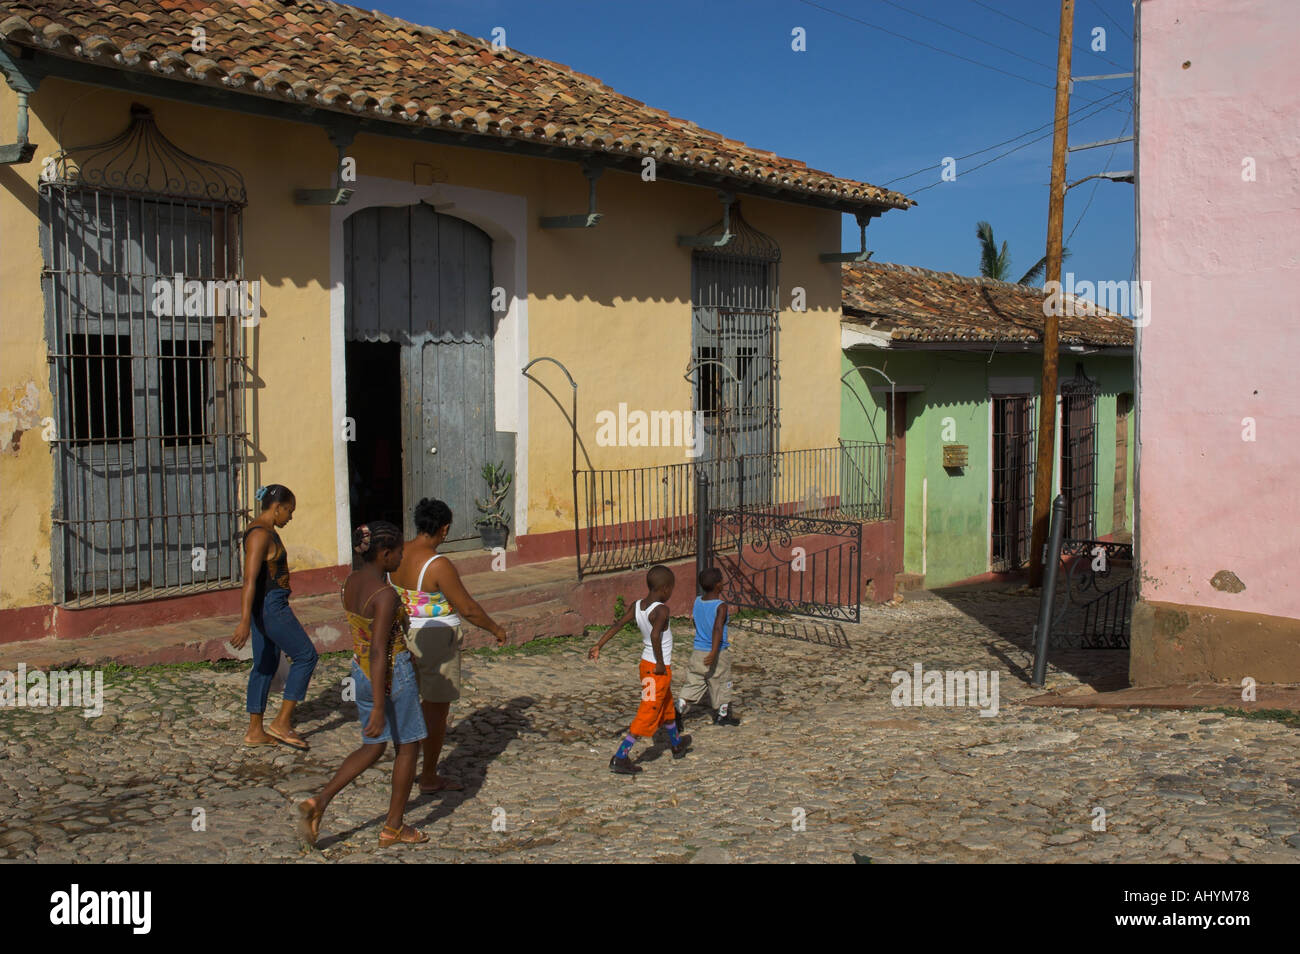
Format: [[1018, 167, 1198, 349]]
[[921, 476, 928, 579], [0, 87, 36, 165], [1132, 0, 1143, 599], [0, 45, 40, 166]]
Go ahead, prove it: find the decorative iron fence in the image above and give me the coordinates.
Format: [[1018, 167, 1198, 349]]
[[577, 460, 700, 576], [576, 440, 891, 577]]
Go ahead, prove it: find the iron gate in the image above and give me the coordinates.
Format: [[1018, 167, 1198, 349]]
[[1032, 496, 1133, 675], [39, 105, 249, 605], [708, 506, 863, 623], [699, 451, 866, 624], [1047, 538, 1134, 649]]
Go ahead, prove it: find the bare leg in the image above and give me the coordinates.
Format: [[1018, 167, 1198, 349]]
[[269, 699, 306, 745], [385, 741, 420, 830], [418, 700, 460, 789], [298, 742, 386, 845], [244, 713, 274, 745]]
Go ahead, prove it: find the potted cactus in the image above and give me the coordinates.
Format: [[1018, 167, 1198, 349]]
[[474, 461, 512, 549]]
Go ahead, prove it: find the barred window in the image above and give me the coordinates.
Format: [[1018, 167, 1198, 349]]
[[65, 333, 134, 444], [159, 338, 213, 446], [39, 105, 248, 605]]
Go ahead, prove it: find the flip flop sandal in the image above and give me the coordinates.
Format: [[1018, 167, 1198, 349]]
[[418, 778, 464, 795], [265, 727, 310, 751], [242, 738, 278, 747], [378, 824, 428, 847]]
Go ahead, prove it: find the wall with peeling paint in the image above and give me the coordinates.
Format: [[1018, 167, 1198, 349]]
[[0, 136, 57, 608], [1135, 0, 1300, 628]]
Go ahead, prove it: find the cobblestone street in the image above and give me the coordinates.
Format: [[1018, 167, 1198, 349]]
[[3, 590, 1298, 864]]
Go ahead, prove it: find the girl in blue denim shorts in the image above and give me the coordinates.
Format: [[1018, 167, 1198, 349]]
[[296, 522, 428, 848]]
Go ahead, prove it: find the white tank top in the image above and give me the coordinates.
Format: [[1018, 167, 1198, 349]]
[[635, 599, 673, 667]]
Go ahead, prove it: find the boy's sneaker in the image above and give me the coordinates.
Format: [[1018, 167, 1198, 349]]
[[712, 709, 741, 726], [609, 755, 642, 775], [671, 734, 693, 759]]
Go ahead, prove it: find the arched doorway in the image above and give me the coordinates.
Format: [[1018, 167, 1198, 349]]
[[343, 204, 496, 543]]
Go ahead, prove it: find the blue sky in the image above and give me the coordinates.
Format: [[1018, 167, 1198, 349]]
[[390, 0, 1136, 288]]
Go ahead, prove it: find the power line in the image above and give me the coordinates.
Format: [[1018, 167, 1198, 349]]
[[905, 92, 1128, 196], [797, 0, 1130, 123], [1086, 0, 1133, 42], [1066, 105, 1134, 244], [882, 88, 1129, 188], [868, 0, 1057, 72], [964, 0, 1128, 71], [796, 0, 1056, 90]]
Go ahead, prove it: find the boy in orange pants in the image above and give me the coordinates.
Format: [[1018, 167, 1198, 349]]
[[588, 564, 692, 774]]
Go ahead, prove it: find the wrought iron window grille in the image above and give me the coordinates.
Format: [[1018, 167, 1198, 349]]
[[39, 104, 250, 606]]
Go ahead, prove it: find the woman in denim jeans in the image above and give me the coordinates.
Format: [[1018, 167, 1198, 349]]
[[232, 484, 319, 749]]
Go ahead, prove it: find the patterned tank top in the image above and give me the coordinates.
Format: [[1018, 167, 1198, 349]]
[[343, 580, 410, 693], [245, 525, 290, 594], [390, 554, 461, 628]]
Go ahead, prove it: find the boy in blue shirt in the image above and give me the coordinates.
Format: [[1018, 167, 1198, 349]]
[[675, 567, 740, 728]]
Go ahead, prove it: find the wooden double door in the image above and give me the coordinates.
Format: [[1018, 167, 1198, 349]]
[[343, 204, 496, 543]]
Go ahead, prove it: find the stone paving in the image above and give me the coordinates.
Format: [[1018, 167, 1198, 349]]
[[2, 589, 1298, 864]]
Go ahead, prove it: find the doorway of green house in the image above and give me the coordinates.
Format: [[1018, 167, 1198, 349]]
[[346, 340, 404, 531], [991, 394, 1035, 571]]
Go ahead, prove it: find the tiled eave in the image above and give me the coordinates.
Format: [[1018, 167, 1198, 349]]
[[0, 6, 911, 216]]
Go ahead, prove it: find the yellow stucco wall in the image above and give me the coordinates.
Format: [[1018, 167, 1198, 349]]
[[520, 166, 844, 535], [0, 77, 847, 609]]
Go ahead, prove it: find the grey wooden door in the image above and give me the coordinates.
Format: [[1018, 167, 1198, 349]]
[[344, 204, 495, 542]]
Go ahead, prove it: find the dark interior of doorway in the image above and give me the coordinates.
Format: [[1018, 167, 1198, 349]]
[[346, 341, 404, 532]]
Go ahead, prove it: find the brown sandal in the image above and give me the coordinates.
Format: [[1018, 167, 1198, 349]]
[[378, 824, 428, 847], [265, 726, 310, 751]]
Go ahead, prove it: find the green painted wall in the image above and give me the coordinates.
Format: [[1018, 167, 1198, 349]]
[[841, 349, 1134, 587]]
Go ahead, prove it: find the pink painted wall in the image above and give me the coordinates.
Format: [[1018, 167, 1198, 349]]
[[1137, 0, 1300, 620]]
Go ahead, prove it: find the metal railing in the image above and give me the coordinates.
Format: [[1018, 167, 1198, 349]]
[[577, 440, 892, 577], [1032, 495, 1134, 686], [578, 460, 700, 576]]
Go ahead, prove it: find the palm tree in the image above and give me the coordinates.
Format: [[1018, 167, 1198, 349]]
[[976, 220, 1070, 285], [976, 221, 1012, 281]]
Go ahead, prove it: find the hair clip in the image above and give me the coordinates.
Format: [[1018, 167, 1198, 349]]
[[255, 486, 268, 501]]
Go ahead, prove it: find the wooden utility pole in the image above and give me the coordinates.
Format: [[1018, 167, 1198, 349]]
[[1029, 0, 1074, 587]]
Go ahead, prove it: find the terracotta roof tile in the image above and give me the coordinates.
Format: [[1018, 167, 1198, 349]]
[[841, 261, 1135, 348], [0, 0, 914, 212]]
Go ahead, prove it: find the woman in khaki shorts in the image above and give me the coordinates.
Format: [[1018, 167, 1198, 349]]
[[390, 498, 507, 794]]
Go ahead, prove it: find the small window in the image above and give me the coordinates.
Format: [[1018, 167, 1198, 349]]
[[66, 333, 133, 444], [160, 338, 212, 446]]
